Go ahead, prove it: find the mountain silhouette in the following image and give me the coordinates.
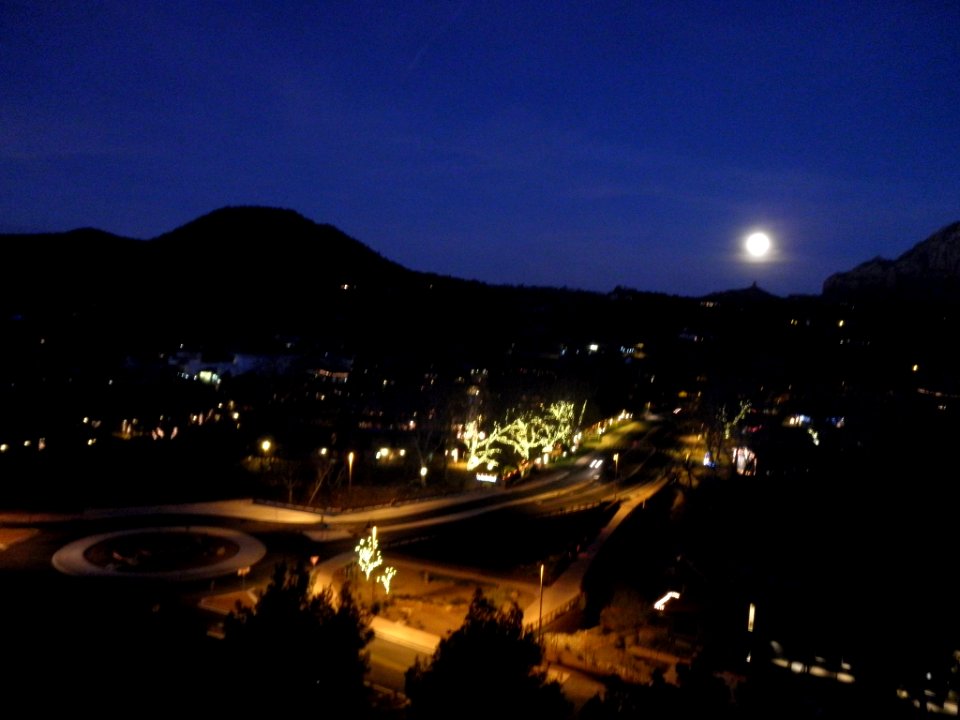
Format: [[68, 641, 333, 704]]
[[823, 220, 960, 301], [4, 206, 959, 357]]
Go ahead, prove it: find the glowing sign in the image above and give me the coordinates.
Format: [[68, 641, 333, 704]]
[[476, 473, 498, 483]]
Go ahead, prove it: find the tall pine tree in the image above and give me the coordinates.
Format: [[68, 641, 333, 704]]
[[405, 588, 571, 719], [222, 561, 374, 714]]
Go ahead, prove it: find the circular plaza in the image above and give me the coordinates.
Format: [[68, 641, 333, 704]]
[[51, 525, 266, 580]]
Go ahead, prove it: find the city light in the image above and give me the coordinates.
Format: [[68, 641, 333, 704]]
[[653, 591, 680, 611]]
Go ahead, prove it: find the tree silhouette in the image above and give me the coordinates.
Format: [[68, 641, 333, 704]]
[[405, 588, 571, 719], [579, 672, 681, 719], [222, 561, 374, 713]]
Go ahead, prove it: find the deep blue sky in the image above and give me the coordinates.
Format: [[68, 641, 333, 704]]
[[2, 1, 958, 297]]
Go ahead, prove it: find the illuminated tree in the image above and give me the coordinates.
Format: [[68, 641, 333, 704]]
[[377, 566, 397, 594], [464, 418, 502, 471], [540, 400, 577, 447], [703, 399, 751, 471], [355, 526, 383, 580], [497, 402, 579, 464], [723, 400, 751, 440], [465, 400, 581, 472], [497, 413, 541, 464]]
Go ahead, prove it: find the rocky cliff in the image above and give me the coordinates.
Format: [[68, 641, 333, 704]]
[[823, 221, 960, 301]]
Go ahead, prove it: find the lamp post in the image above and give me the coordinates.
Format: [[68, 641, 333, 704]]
[[538, 563, 545, 644], [347, 451, 355, 493], [258, 438, 274, 475], [613, 452, 619, 479]]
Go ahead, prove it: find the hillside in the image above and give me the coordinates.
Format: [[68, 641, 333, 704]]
[[6, 206, 960, 373], [0, 206, 694, 359], [823, 221, 960, 301]]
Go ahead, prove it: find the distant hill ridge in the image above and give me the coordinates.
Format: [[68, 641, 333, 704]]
[[0, 205, 410, 306], [0, 206, 649, 353], [4, 206, 960, 306], [823, 221, 960, 301], [150, 206, 408, 282]]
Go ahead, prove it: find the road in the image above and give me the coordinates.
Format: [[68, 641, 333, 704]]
[[367, 636, 426, 693], [0, 419, 673, 700]]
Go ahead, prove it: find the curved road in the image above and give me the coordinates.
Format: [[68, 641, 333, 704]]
[[0, 420, 675, 702]]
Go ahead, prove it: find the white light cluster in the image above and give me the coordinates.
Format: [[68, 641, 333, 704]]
[[355, 526, 383, 580]]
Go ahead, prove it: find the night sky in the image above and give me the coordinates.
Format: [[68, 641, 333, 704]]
[[2, 1, 958, 297]]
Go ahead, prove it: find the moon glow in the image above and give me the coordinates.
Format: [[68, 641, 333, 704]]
[[745, 232, 771, 257]]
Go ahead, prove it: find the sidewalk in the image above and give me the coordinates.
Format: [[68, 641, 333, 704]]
[[521, 476, 669, 631]]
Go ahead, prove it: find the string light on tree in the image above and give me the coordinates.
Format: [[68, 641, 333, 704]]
[[465, 400, 581, 471], [378, 566, 397, 594], [355, 526, 383, 581]]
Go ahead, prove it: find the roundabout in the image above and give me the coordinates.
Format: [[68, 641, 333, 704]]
[[51, 525, 267, 580]]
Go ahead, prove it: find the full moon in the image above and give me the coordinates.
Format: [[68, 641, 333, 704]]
[[745, 232, 771, 257]]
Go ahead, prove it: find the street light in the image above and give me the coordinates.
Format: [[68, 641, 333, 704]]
[[613, 452, 619, 479], [347, 451, 355, 492], [539, 563, 545, 644], [259, 438, 273, 473]]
